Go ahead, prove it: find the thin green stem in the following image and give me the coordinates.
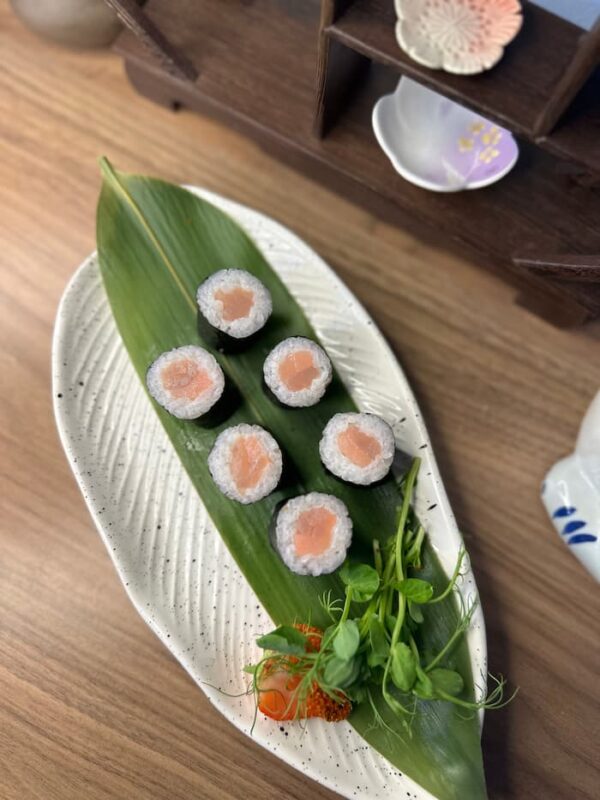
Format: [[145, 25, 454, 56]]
[[394, 458, 421, 583], [429, 548, 466, 604], [373, 539, 383, 576], [425, 601, 477, 672], [359, 597, 378, 637], [340, 587, 353, 624], [404, 525, 425, 566]]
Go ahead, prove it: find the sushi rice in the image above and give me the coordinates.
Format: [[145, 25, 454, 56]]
[[208, 423, 283, 504], [197, 269, 272, 339], [274, 493, 352, 576], [319, 412, 395, 485], [263, 337, 332, 407], [146, 345, 225, 420]]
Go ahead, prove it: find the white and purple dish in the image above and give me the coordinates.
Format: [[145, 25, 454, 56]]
[[373, 77, 519, 193]]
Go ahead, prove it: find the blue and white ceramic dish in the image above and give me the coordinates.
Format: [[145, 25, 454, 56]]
[[542, 391, 600, 581]]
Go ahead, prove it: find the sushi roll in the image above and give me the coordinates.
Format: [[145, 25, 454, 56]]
[[263, 337, 332, 408], [146, 345, 225, 420], [197, 269, 272, 348], [274, 493, 352, 576], [208, 423, 283, 504], [319, 412, 395, 485]]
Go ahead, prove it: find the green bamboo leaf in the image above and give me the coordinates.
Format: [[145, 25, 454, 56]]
[[96, 159, 487, 800]]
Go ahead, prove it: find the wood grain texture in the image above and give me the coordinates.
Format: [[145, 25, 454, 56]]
[[115, 0, 600, 324], [103, 0, 198, 82], [0, 4, 599, 800]]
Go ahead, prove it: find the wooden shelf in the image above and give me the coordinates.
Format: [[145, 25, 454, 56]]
[[317, 65, 600, 280], [115, 0, 600, 323], [325, 0, 600, 174]]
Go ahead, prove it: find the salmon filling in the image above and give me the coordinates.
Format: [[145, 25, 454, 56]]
[[278, 350, 320, 392], [214, 286, 255, 321], [294, 507, 336, 557], [230, 435, 272, 493], [338, 424, 382, 468], [161, 359, 212, 400]]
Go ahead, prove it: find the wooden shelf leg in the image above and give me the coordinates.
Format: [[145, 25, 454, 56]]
[[105, 0, 198, 83], [314, 33, 370, 138], [514, 287, 593, 327], [533, 17, 600, 138], [315, 2, 370, 138], [124, 61, 184, 112]]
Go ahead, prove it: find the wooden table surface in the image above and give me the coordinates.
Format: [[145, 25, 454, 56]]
[[1, 6, 599, 799]]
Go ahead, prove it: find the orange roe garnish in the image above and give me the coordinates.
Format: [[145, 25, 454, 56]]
[[305, 685, 352, 722], [294, 623, 322, 652], [257, 624, 351, 723]]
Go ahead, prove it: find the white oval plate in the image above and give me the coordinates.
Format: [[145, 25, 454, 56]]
[[53, 188, 486, 800]]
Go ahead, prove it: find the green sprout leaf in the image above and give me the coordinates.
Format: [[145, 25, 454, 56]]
[[367, 617, 390, 668], [334, 620, 360, 661], [385, 614, 398, 638], [414, 671, 434, 699], [340, 562, 380, 601], [324, 655, 362, 689], [396, 578, 434, 604], [256, 625, 307, 656], [390, 642, 417, 692], [408, 600, 424, 624], [430, 668, 464, 697]]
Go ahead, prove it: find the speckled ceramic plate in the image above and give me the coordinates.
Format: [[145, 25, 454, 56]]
[[52, 188, 486, 800]]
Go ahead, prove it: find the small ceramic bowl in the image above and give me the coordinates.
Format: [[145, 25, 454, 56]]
[[372, 77, 519, 192], [542, 391, 600, 581], [395, 0, 523, 75]]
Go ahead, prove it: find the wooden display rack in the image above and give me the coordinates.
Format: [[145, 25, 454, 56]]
[[107, 0, 600, 326]]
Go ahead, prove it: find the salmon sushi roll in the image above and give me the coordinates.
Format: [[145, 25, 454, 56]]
[[319, 412, 395, 485], [263, 337, 332, 408], [197, 269, 272, 347], [274, 493, 352, 576], [208, 423, 283, 504], [146, 346, 225, 420]]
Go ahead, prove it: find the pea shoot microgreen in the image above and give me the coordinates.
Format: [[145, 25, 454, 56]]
[[246, 457, 515, 727]]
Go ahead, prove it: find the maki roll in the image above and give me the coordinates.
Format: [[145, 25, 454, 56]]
[[274, 493, 352, 576], [208, 423, 283, 504], [263, 337, 332, 408], [197, 269, 272, 348], [319, 412, 395, 485], [146, 346, 225, 420]]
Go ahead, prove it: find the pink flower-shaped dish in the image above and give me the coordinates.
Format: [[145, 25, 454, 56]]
[[395, 0, 523, 75]]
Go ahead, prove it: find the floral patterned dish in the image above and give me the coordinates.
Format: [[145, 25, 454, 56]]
[[395, 0, 523, 75]]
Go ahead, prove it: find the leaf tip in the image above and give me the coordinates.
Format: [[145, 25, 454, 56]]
[[98, 156, 118, 184]]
